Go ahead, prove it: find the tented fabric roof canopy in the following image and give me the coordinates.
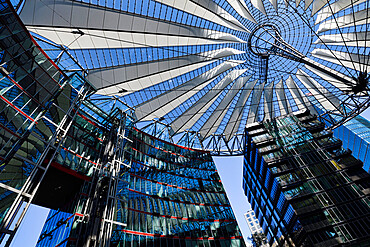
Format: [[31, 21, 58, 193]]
[[19, 0, 370, 145]]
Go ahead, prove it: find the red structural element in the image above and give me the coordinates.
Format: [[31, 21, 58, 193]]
[[54, 237, 77, 247], [48, 160, 91, 181], [0, 95, 37, 123], [132, 135, 213, 163], [61, 147, 100, 168]]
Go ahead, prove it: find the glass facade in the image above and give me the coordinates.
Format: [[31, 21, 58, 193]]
[[111, 128, 244, 246], [243, 112, 370, 246], [333, 115, 370, 173], [36, 126, 245, 247]]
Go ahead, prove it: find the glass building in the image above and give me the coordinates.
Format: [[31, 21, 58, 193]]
[[333, 116, 370, 174], [243, 111, 370, 246], [36, 126, 245, 247]]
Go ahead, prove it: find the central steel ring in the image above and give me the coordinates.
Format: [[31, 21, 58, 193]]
[[248, 24, 281, 57]]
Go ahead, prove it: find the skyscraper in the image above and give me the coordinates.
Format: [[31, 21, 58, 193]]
[[243, 111, 370, 246]]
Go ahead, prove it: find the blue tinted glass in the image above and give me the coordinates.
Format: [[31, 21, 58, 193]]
[[353, 135, 362, 158], [359, 142, 368, 161]]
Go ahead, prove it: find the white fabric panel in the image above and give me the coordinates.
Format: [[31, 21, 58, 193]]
[[311, 49, 370, 74], [96, 60, 216, 95], [87, 48, 244, 89], [296, 69, 342, 112], [250, 0, 267, 15], [263, 82, 274, 120], [314, 32, 370, 47], [171, 69, 247, 134], [285, 75, 308, 111], [275, 79, 291, 116], [26, 26, 243, 49], [134, 61, 240, 121], [191, 0, 249, 32], [296, 0, 302, 7], [20, 0, 244, 49], [303, 57, 354, 90], [225, 0, 256, 23], [224, 79, 258, 141], [317, 8, 370, 33], [199, 75, 251, 138], [315, 0, 366, 24], [156, 0, 246, 31], [269, 0, 278, 11], [247, 81, 265, 124]]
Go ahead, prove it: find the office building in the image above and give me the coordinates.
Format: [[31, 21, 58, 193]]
[[245, 210, 263, 235], [245, 210, 270, 247], [243, 111, 370, 246], [333, 115, 370, 173]]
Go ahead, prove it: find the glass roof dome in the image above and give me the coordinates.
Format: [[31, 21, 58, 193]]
[[18, 0, 370, 154]]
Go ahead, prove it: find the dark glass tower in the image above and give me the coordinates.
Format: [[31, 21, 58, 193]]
[[243, 111, 370, 246]]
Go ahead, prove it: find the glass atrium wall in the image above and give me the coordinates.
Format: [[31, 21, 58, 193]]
[[243, 112, 370, 246], [0, 1, 93, 243], [114, 127, 244, 246], [37, 126, 245, 246]]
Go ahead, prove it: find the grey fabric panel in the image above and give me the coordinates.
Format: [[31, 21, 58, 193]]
[[224, 79, 258, 141], [275, 79, 291, 116], [312, 49, 370, 73], [317, 8, 370, 33], [96, 60, 215, 95], [314, 32, 370, 46], [199, 75, 251, 138], [225, 0, 256, 23], [263, 82, 274, 121], [247, 81, 265, 124], [87, 54, 209, 90], [171, 69, 246, 134], [134, 61, 236, 120], [315, 0, 366, 23], [20, 0, 239, 38], [190, 0, 248, 31], [286, 75, 307, 111], [296, 69, 342, 113], [286, 75, 317, 115]]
